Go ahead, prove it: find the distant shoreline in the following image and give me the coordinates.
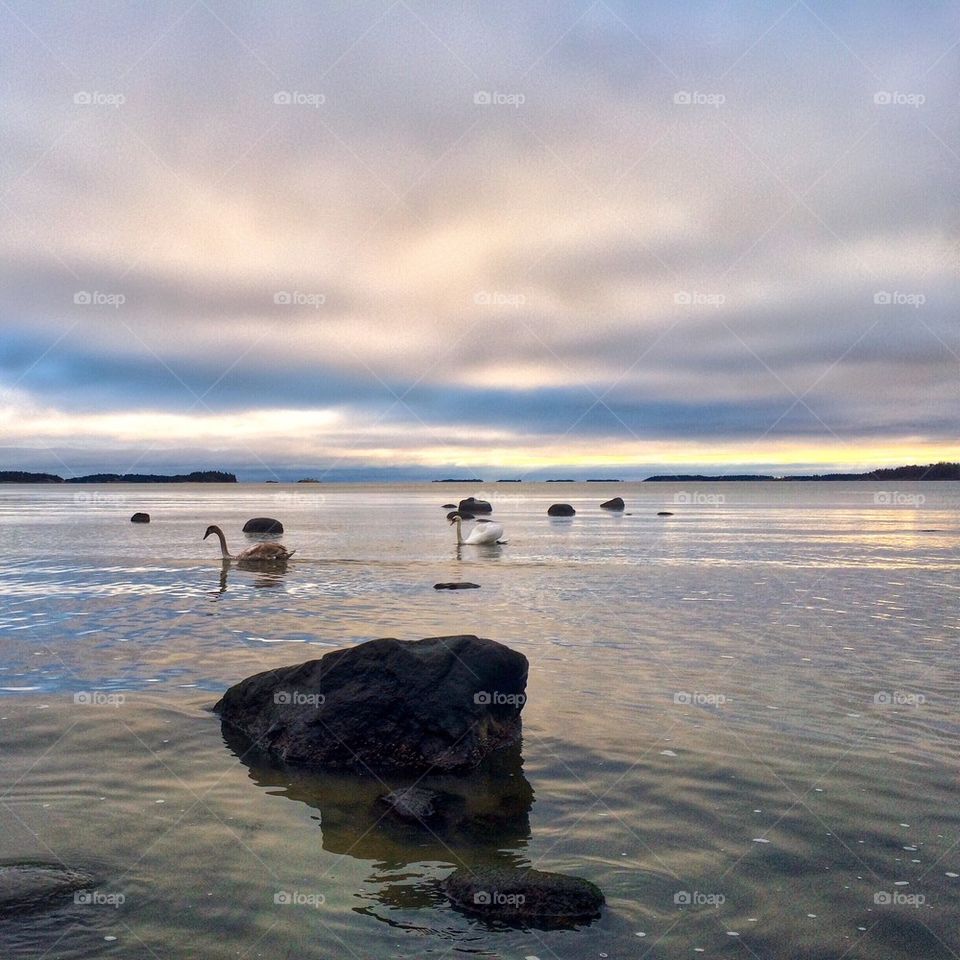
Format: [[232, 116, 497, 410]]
[[1, 462, 957, 484], [0, 471, 237, 484]]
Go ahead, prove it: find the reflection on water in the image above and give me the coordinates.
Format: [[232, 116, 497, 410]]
[[0, 482, 958, 957], [210, 558, 290, 598], [223, 724, 535, 927]]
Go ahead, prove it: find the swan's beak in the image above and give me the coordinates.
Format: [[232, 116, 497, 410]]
[[202, 530, 211, 540]]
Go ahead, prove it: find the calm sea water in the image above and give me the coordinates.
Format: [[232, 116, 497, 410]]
[[0, 481, 958, 959]]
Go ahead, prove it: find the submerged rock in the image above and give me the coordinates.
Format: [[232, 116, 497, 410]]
[[547, 503, 575, 516], [657, 511, 674, 516], [600, 497, 624, 510], [130, 512, 150, 523], [379, 786, 438, 822], [434, 582, 481, 590], [242, 517, 283, 534], [458, 497, 492, 514], [441, 503, 456, 509], [444, 865, 604, 926], [0, 861, 95, 914], [214, 635, 528, 773]]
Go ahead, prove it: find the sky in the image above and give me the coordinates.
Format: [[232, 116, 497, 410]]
[[0, 0, 957, 480]]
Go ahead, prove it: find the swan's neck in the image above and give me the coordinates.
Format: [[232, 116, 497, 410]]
[[215, 529, 232, 559], [454, 518, 463, 545]]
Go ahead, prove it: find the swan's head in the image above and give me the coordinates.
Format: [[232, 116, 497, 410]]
[[203, 525, 220, 540], [447, 510, 475, 524]]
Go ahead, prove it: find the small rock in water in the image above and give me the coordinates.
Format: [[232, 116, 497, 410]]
[[0, 861, 96, 914], [242, 517, 283, 534], [130, 512, 150, 523], [434, 582, 481, 590], [547, 503, 575, 516], [441, 503, 456, 509], [444, 865, 603, 927], [379, 787, 438, 821], [600, 497, 624, 510], [657, 511, 674, 516]]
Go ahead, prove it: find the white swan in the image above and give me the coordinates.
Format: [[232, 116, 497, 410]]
[[449, 514, 508, 545], [203, 524, 296, 561]]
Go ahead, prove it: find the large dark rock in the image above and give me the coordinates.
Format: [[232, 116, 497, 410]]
[[214, 635, 528, 773], [547, 503, 575, 516], [243, 517, 283, 534], [444, 865, 604, 927], [130, 512, 150, 523], [600, 497, 624, 510], [458, 497, 492, 514], [0, 861, 95, 914]]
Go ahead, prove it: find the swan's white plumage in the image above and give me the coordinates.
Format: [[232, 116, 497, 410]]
[[450, 515, 508, 545]]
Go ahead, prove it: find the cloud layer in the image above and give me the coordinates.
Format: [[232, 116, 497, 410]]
[[1, 0, 957, 477]]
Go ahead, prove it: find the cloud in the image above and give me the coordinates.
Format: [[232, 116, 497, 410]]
[[0, 0, 957, 473]]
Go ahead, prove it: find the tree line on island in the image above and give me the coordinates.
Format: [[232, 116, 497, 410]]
[[1, 462, 958, 483], [0, 470, 237, 483]]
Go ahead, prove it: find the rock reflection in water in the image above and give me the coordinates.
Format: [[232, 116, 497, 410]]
[[222, 724, 534, 923]]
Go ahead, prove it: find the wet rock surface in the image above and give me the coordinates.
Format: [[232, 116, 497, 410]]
[[214, 635, 528, 773], [443, 865, 604, 927]]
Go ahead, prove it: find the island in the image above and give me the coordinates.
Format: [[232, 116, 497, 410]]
[[644, 462, 960, 482], [0, 470, 237, 484]]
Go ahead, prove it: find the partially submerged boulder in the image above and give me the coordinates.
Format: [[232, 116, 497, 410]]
[[548, 503, 575, 516], [600, 497, 624, 510], [379, 786, 438, 822], [444, 865, 603, 927], [434, 582, 481, 590], [0, 861, 95, 914], [214, 635, 528, 773], [242, 517, 283, 534], [130, 512, 150, 523], [458, 497, 492, 514]]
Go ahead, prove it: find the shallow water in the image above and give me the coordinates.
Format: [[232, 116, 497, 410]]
[[0, 481, 958, 958]]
